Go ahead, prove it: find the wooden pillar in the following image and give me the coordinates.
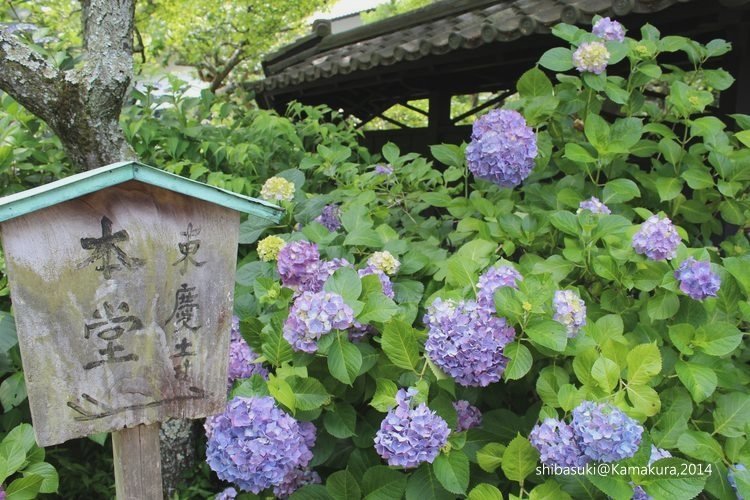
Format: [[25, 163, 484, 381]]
[[732, 22, 750, 114], [428, 92, 452, 145], [113, 424, 163, 500], [719, 14, 750, 116]]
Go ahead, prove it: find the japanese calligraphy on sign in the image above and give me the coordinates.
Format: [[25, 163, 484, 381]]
[[0, 183, 241, 446], [173, 223, 206, 274], [78, 216, 144, 279]]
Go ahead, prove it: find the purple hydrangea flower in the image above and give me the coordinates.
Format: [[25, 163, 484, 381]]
[[572, 41, 610, 74], [649, 445, 672, 463], [228, 316, 268, 385], [273, 468, 322, 499], [348, 321, 375, 343], [424, 298, 516, 387], [298, 420, 318, 449], [465, 109, 537, 188], [215, 487, 237, 500], [632, 215, 681, 261], [283, 291, 355, 352], [374, 389, 450, 468], [453, 400, 482, 432], [632, 446, 673, 499], [674, 257, 720, 300], [577, 196, 611, 215], [358, 265, 395, 299], [476, 264, 522, 310], [530, 418, 589, 468], [375, 164, 394, 175], [346, 265, 394, 343], [592, 17, 626, 42], [314, 204, 342, 232], [571, 401, 643, 463], [299, 258, 351, 294], [205, 397, 315, 494], [553, 290, 587, 338], [277, 241, 320, 288], [632, 485, 649, 500], [728, 463, 747, 500]]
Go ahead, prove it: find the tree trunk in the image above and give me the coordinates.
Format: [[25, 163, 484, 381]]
[[1, 1, 196, 494], [0, 0, 136, 171]]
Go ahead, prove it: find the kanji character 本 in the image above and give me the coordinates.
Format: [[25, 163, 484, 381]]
[[83, 301, 142, 370], [166, 283, 201, 332], [173, 223, 206, 274], [78, 216, 144, 279]]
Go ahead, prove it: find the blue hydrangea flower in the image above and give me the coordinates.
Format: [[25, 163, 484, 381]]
[[283, 291, 355, 352], [375, 164, 394, 175], [631, 486, 650, 500], [553, 290, 587, 338], [592, 17, 626, 42], [277, 240, 320, 288], [374, 389, 450, 468], [632, 446, 673, 499], [359, 264, 395, 299], [632, 215, 681, 261], [674, 257, 720, 300], [273, 468, 321, 499], [476, 264, 522, 310], [205, 397, 315, 494], [571, 401, 643, 463], [215, 487, 237, 500], [228, 316, 268, 385], [530, 418, 589, 468], [648, 445, 672, 463], [314, 204, 342, 232], [424, 298, 516, 387], [572, 41, 610, 74], [465, 109, 537, 188], [728, 463, 747, 500], [577, 196, 611, 215], [299, 258, 352, 294], [348, 321, 373, 343], [453, 400, 482, 432]]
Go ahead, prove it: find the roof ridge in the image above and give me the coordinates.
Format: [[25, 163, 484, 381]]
[[264, 0, 510, 75]]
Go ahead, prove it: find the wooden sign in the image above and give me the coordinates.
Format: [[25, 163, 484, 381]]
[[0, 163, 281, 447]]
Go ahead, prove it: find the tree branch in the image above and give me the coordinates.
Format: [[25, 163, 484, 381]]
[[0, 28, 63, 124], [210, 44, 247, 93]]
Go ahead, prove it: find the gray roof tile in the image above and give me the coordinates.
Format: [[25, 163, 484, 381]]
[[253, 0, 748, 94]]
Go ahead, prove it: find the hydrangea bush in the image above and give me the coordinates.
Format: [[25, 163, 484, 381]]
[[209, 16, 750, 500]]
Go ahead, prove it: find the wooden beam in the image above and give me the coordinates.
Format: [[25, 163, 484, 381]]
[[113, 424, 163, 500], [451, 91, 511, 124], [400, 101, 429, 116], [373, 113, 410, 129]]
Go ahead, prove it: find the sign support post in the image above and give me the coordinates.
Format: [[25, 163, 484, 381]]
[[113, 424, 163, 499]]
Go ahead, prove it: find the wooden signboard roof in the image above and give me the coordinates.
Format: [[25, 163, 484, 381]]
[[0, 161, 282, 224]]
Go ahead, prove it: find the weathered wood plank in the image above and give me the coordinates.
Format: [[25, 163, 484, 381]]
[[113, 423, 163, 500], [1, 181, 238, 446]]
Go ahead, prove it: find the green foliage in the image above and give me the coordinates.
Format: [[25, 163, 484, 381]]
[[215, 19, 750, 500]]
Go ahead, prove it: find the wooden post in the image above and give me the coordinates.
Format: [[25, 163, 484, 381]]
[[113, 424, 163, 500], [428, 92, 452, 146]]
